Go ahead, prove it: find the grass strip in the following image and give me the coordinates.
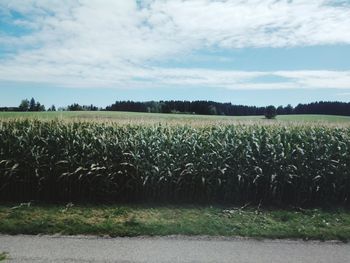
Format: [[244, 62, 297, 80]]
[[0, 204, 349, 241]]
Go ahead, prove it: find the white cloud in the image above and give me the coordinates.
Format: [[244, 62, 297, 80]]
[[0, 0, 350, 90]]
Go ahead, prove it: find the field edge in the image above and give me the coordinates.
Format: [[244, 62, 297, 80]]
[[0, 204, 349, 241]]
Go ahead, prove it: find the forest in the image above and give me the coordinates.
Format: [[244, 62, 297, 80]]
[[106, 100, 350, 116], [1, 99, 350, 116]]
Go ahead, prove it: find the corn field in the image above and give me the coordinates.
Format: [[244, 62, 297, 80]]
[[0, 119, 350, 205]]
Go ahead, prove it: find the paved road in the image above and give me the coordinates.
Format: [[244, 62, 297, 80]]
[[0, 235, 349, 262]]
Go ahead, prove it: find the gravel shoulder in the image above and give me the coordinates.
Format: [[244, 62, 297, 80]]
[[1, 235, 349, 263]]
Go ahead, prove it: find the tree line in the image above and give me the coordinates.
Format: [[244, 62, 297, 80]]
[[105, 100, 350, 116], [1, 99, 350, 116], [18, 98, 46, 112], [0, 99, 98, 112]]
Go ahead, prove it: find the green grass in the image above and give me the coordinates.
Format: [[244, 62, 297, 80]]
[[1, 204, 350, 241], [0, 111, 349, 125], [276, 114, 350, 122]]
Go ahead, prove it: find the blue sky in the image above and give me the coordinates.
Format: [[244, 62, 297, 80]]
[[1, 0, 350, 108]]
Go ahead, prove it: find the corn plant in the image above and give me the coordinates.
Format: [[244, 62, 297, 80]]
[[0, 119, 349, 206]]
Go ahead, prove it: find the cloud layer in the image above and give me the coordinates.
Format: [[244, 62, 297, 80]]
[[0, 0, 350, 90]]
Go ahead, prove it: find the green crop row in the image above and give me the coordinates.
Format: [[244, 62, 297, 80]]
[[0, 119, 349, 206]]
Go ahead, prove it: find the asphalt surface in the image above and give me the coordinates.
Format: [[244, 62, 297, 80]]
[[0, 235, 349, 263]]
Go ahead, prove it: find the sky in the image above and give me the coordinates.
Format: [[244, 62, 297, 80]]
[[1, 0, 350, 108]]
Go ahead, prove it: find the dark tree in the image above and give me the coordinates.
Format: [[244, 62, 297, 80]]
[[208, 105, 217, 115], [265, 105, 277, 119], [35, 102, 45, 111], [18, 99, 30, 112], [67, 103, 99, 111], [48, 105, 56, 111], [29, 98, 36, 111], [67, 103, 83, 111], [285, 104, 293, 114], [18, 98, 45, 112], [277, 105, 284, 115]]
